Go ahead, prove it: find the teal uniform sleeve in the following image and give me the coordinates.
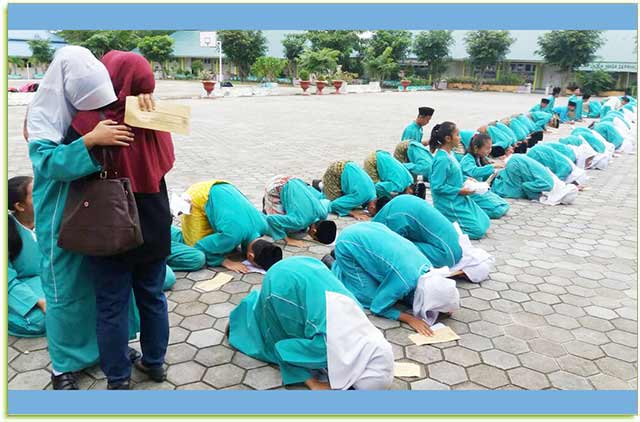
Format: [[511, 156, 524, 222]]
[[170, 225, 184, 243], [8, 263, 40, 317], [266, 213, 304, 241], [194, 231, 239, 267], [28, 138, 101, 182], [461, 155, 494, 181], [430, 155, 460, 197], [374, 181, 398, 198], [274, 334, 328, 385], [328, 164, 376, 217]]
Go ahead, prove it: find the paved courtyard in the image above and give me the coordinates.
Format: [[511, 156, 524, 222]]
[[7, 87, 638, 391]]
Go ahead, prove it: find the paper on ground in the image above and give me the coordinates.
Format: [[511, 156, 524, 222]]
[[242, 260, 266, 275], [394, 362, 422, 378], [124, 96, 191, 135], [170, 193, 192, 216], [409, 323, 460, 345], [194, 273, 234, 292]]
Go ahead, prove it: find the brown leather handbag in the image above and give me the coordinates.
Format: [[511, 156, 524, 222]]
[[57, 147, 144, 256]]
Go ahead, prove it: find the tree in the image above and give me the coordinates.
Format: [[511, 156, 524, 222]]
[[414, 30, 454, 85], [536, 30, 605, 89], [190, 59, 204, 77], [363, 46, 399, 82], [306, 30, 361, 71], [251, 57, 287, 82], [464, 30, 515, 86], [297, 48, 341, 78], [27, 39, 54, 69], [576, 70, 615, 95], [137, 35, 174, 78], [217, 30, 267, 78], [367, 30, 413, 63], [57, 30, 173, 45], [282, 33, 307, 77], [8, 56, 25, 74]]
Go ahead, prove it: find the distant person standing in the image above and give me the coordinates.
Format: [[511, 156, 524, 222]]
[[401, 107, 435, 143]]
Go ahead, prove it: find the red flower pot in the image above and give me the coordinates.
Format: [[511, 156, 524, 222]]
[[300, 80, 311, 95], [400, 79, 411, 92], [332, 80, 344, 94], [202, 80, 216, 97], [316, 80, 327, 95]]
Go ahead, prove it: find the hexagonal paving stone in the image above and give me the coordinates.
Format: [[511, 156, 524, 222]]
[[611, 318, 637, 334], [545, 314, 581, 330], [504, 325, 538, 340], [203, 364, 245, 389], [500, 290, 531, 303], [470, 289, 500, 301], [180, 314, 216, 331], [585, 306, 619, 320], [174, 301, 208, 317], [168, 313, 184, 327], [204, 301, 236, 318], [512, 312, 547, 327], [553, 303, 587, 318], [528, 338, 567, 358], [564, 341, 605, 360], [509, 282, 538, 294], [8, 369, 51, 390], [493, 336, 529, 355], [589, 374, 633, 390], [166, 361, 206, 386], [405, 345, 442, 365], [168, 327, 190, 344], [229, 292, 251, 305], [12, 336, 48, 352], [491, 299, 524, 314], [572, 327, 610, 345], [222, 281, 252, 295], [389, 379, 410, 390], [557, 355, 599, 377], [548, 371, 593, 390], [469, 321, 504, 338], [199, 291, 231, 305], [232, 352, 269, 369], [614, 307, 637, 320], [451, 381, 488, 390], [519, 352, 560, 374], [385, 327, 416, 346], [530, 292, 562, 305], [607, 330, 638, 348], [460, 297, 491, 311], [508, 367, 550, 390], [176, 382, 213, 390], [165, 343, 199, 365], [187, 269, 216, 281], [468, 364, 509, 389], [244, 366, 282, 390], [578, 316, 615, 333], [369, 315, 400, 330], [195, 345, 235, 367], [538, 326, 574, 344], [458, 333, 493, 352], [410, 378, 450, 390], [443, 347, 481, 367], [428, 361, 468, 385], [481, 349, 520, 370], [9, 349, 50, 372], [8, 347, 18, 363], [169, 289, 200, 303], [601, 343, 637, 363], [451, 308, 482, 323], [135, 381, 176, 390], [480, 310, 513, 326], [241, 273, 264, 285], [522, 301, 555, 316]]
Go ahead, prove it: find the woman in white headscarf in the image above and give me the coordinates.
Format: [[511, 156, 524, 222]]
[[26, 46, 135, 390], [229, 256, 394, 390]]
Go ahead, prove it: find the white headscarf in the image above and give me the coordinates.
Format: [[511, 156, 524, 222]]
[[412, 267, 460, 325], [27, 46, 116, 143], [449, 222, 494, 283], [325, 291, 394, 390]]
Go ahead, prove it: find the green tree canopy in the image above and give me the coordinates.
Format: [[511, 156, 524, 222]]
[[217, 30, 267, 78], [27, 39, 54, 67], [57, 30, 173, 45], [137, 35, 174, 77], [367, 30, 413, 63], [306, 30, 361, 71], [297, 48, 341, 78], [282, 33, 308, 76], [413, 30, 454, 84], [363, 46, 399, 81], [251, 56, 287, 81], [536, 30, 605, 88], [464, 30, 515, 84]]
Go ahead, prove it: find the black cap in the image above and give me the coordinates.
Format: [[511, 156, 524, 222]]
[[252, 240, 283, 271], [621, 96, 630, 102], [568, 101, 577, 107], [314, 220, 337, 245], [418, 107, 434, 117], [541, 98, 550, 104], [490, 145, 506, 158], [582, 94, 591, 100]]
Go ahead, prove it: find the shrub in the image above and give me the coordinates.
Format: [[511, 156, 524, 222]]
[[576, 70, 615, 94], [298, 69, 310, 81]]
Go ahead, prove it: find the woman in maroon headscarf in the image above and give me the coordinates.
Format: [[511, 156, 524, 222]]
[[65, 50, 175, 389]]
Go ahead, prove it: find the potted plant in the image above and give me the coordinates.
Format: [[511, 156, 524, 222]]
[[298, 70, 311, 95], [316, 74, 328, 95], [200, 70, 216, 97], [400, 79, 412, 92]]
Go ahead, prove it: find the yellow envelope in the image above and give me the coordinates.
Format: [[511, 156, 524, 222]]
[[394, 362, 422, 378], [409, 325, 460, 345], [194, 273, 234, 292], [124, 96, 191, 135]]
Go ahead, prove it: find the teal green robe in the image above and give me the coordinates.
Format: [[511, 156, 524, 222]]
[[530, 103, 553, 114], [195, 183, 270, 267], [545, 142, 576, 163], [487, 125, 512, 149], [508, 119, 529, 141], [492, 155, 554, 200], [559, 135, 583, 147], [601, 111, 631, 130], [404, 141, 434, 181], [328, 162, 377, 217], [8, 216, 46, 338], [459, 130, 478, 151], [553, 106, 573, 123], [29, 138, 104, 372], [373, 151, 414, 198], [526, 144, 572, 180], [593, 121, 624, 150], [571, 128, 606, 153], [372, 195, 462, 268], [529, 111, 553, 130], [459, 154, 510, 219], [332, 222, 431, 320], [266, 178, 331, 241], [430, 149, 490, 240], [588, 101, 602, 118], [569, 95, 584, 120], [168, 225, 206, 272], [547, 95, 557, 109], [496, 123, 518, 146], [516, 115, 537, 133], [401, 121, 423, 143], [230, 256, 358, 385]]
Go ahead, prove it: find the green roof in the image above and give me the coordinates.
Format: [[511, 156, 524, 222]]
[[170, 31, 222, 59]]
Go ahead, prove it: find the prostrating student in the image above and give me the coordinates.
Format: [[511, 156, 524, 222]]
[[262, 175, 337, 247], [180, 180, 282, 274], [491, 153, 578, 206], [393, 139, 433, 182], [167, 225, 206, 274], [429, 122, 491, 239], [314, 160, 379, 220], [553, 101, 578, 123], [526, 143, 588, 186], [401, 106, 435, 143], [586, 96, 603, 118], [229, 256, 394, 390], [363, 150, 415, 198], [571, 126, 616, 158], [330, 222, 459, 333], [373, 195, 494, 283], [592, 121, 628, 152], [558, 135, 609, 170]]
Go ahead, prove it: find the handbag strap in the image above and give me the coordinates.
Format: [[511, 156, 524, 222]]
[[97, 111, 118, 179]]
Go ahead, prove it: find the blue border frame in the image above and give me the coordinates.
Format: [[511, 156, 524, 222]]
[[8, 390, 639, 415], [7, 3, 638, 30]]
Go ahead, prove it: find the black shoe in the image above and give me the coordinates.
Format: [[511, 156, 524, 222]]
[[51, 372, 79, 390], [321, 254, 335, 269], [330, 248, 335, 258], [107, 380, 130, 390], [134, 358, 166, 382], [413, 183, 427, 199], [312, 179, 322, 192], [128, 347, 141, 363]]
